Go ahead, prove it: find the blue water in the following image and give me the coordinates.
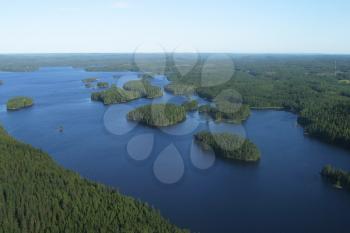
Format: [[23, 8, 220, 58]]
[[1, 67, 350, 233]]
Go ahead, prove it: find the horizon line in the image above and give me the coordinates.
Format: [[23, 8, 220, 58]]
[[1, 52, 350, 56]]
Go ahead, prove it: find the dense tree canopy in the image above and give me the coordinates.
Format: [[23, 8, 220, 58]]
[[321, 165, 350, 190], [97, 82, 109, 89], [198, 104, 250, 124], [164, 82, 196, 96], [298, 100, 350, 148], [181, 100, 198, 112], [6, 97, 34, 111], [127, 104, 186, 127], [123, 79, 163, 98], [0, 126, 187, 233], [194, 131, 260, 162], [91, 85, 141, 105], [164, 55, 350, 149]]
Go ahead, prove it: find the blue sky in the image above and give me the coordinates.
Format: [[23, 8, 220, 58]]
[[0, 0, 349, 53]]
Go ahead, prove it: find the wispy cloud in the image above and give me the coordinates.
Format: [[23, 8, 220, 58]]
[[112, 1, 130, 9]]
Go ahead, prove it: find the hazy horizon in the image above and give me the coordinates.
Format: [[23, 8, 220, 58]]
[[1, 52, 350, 56]]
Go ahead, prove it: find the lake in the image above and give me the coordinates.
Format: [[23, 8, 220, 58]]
[[1, 67, 350, 233]]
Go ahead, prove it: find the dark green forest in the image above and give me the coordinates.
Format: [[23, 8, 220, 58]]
[[0, 126, 187, 233], [97, 82, 109, 89], [127, 104, 186, 127], [194, 131, 260, 162], [6, 97, 34, 111], [164, 55, 350, 149], [198, 104, 250, 124], [164, 82, 196, 96], [123, 79, 163, 99], [91, 85, 141, 105], [181, 100, 198, 112], [321, 165, 350, 190]]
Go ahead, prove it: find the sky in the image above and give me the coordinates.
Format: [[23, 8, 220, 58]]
[[0, 0, 349, 54]]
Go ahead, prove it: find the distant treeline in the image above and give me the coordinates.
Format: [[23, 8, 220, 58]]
[[2, 54, 350, 149], [164, 54, 350, 150]]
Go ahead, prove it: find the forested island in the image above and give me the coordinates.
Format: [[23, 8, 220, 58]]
[[82, 77, 98, 88], [91, 85, 141, 105], [127, 104, 186, 127], [198, 104, 250, 124], [165, 82, 196, 95], [1, 54, 350, 150], [97, 81, 109, 88], [321, 165, 350, 190], [194, 131, 260, 162], [0, 126, 186, 232], [123, 79, 163, 98], [182, 99, 198, 111], [6, 97, 34, 111]]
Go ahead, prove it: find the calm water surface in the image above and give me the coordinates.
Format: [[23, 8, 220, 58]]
[[1, 67, 350, 233]]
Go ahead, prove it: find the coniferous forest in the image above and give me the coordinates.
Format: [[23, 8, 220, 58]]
[[123, 79, 163, 98], [127, 104, 186, 127], [6, 97, 34, 111], [321, 165, 350, 190], [0, 126, 187, 233], [181, 100, 198, 112], [194, 131, 260, 162], [91, 85, 142, 105]]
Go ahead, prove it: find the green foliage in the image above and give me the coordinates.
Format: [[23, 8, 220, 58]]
[[123, 79, 163, 98], [82, 77, 98, 84], [321, 165, 350, 190], [164, 82, 196, 96], [198, 104, 250, 124], [181, 100, 198, 112], [83, 78, 98, 88], [127, 104, 186, 127], [166, 55, 350, 149], [97, 82, 109, 88], [0, 126, 187, 233], [1, 54, 350, 149], [91, 85, 141, 105], [6, 97, 34, 111], [298, 100, 350, 148], [194, 131, 260, 162]]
